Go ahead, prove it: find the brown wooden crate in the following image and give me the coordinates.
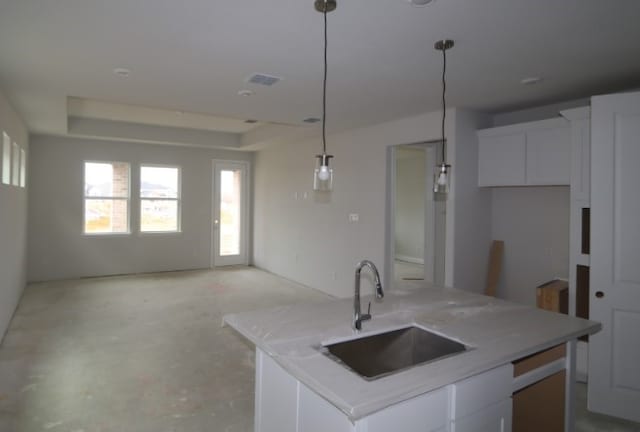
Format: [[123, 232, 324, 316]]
[[536, 280, 568, 314]]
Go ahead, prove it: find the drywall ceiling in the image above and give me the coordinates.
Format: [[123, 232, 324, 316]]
[[1, 0, 639, 145]]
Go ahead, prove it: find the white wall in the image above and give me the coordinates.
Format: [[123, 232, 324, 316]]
[[451, 110, 493, 294], [395, 147, 425, 263], [253, 109, 491, 298], [0, 88, 29, 341], [27, 135, 252, 281], [491, 187, 570, 305]]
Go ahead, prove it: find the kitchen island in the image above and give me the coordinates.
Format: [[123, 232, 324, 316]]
[[224, 285, 600, 432]]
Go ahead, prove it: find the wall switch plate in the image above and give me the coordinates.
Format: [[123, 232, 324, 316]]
[[349, 213, 359, 223]]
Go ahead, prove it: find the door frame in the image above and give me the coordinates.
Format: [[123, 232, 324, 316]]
[[211, 159, 250, 267], [385, 140, 443, 289]]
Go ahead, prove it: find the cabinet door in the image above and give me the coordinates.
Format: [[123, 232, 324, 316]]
[[569, 118, 591, 201], [478, 134, 526, 186], [525, 126, 571, 185], [255, 349, 299, 432], [298, 384, 355, 432], [365, 387, 448, 432], [452, 399, 512, 432], [451, 364, 513, 419]]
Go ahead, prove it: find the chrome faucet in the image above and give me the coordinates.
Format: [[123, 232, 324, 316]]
[[353, 260, 384, 331]]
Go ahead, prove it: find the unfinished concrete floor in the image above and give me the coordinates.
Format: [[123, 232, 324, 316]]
[[1, 267, 639, 431], [0, 267, 329, 432]]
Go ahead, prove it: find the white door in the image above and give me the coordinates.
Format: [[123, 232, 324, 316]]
[[212, 160, 249, 267], [588, 91, 640, 422]]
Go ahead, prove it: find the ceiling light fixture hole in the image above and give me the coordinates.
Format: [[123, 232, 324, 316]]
[[434, 40, 454, 51], [113, 68, 131, 78], [314, 0, 337, 13], [408, 0, 436, 7], [521, 77, 544, 85]]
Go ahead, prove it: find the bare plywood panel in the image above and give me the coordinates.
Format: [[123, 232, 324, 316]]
[[513, 371, 566, 432], [485, 240, 504, 297]]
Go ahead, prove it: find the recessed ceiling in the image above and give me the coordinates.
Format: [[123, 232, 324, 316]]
[[1, 0, 639, 142], [67, 97, 264, 134]]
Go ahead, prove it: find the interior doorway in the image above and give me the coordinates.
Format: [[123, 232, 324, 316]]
[[212, 160, 249, 267], [386, 141, 446, 288]]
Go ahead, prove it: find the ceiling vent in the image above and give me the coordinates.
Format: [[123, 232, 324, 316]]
[[303, 117, 321, 124], [247, 73, 282, 86]]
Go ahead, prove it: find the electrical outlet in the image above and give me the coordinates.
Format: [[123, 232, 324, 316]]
[[349, 213, 359, 223]]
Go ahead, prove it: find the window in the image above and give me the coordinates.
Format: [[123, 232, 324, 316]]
[[11, 142, 19, 186], [2, 132, 10, 185], [84, 161, 130, 234], [19, 148, 26, 188], [140, 165, 180, 232]]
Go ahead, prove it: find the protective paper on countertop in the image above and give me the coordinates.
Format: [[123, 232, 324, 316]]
[[223, 285, 600, 421]]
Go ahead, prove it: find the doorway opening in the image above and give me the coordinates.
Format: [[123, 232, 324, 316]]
[[385, 141, 446, 288], [212, 160, 250, 267]]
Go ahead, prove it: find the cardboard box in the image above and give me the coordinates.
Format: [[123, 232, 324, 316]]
[[536, 279, 568, 314]]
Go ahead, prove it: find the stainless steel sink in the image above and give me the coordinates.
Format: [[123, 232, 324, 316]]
[[323, 326, 468, 380]]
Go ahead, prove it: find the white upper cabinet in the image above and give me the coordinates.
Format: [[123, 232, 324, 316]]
[[478, 117, 571, 187], [478, 133, 526, 186]]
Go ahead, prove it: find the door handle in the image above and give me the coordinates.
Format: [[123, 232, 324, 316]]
[[595, 291, 605, 299]]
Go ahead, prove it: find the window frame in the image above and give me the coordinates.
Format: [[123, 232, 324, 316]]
[[139, 164, 182, 234], [83, 160, 131, 236]]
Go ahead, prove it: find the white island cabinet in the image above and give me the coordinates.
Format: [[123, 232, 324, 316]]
[[224, 286, 599, 432], [256, 349, 512, 432]]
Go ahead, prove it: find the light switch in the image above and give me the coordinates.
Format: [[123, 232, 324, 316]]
[[349, 213, 359, 223]]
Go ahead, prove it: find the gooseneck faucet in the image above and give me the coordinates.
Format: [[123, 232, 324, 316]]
[[353, 260, 384, 331]]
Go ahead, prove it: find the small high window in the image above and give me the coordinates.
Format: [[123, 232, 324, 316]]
[[19, 148, 26, 188], [140, 165, 180, 232], [12, 142, 20, 186], [84, 161, 130, 234], [2, 132, 10, 185]]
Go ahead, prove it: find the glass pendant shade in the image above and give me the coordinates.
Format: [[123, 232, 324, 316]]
[[314, 153, 333, 191], [433, 163, 451, 194]]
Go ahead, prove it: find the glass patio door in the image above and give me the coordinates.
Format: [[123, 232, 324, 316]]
[[212, 160, 249, 266]]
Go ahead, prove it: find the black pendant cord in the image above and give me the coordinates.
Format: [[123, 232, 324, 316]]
[[440, 45, 447, 165], [322, 6, 328, 155]]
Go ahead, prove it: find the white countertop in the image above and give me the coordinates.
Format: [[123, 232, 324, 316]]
[[223, 285, 600, 421]]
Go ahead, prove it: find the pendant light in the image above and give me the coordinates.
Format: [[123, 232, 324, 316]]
[[313, 0, 336, 191], [433, 39, 454, 196]]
